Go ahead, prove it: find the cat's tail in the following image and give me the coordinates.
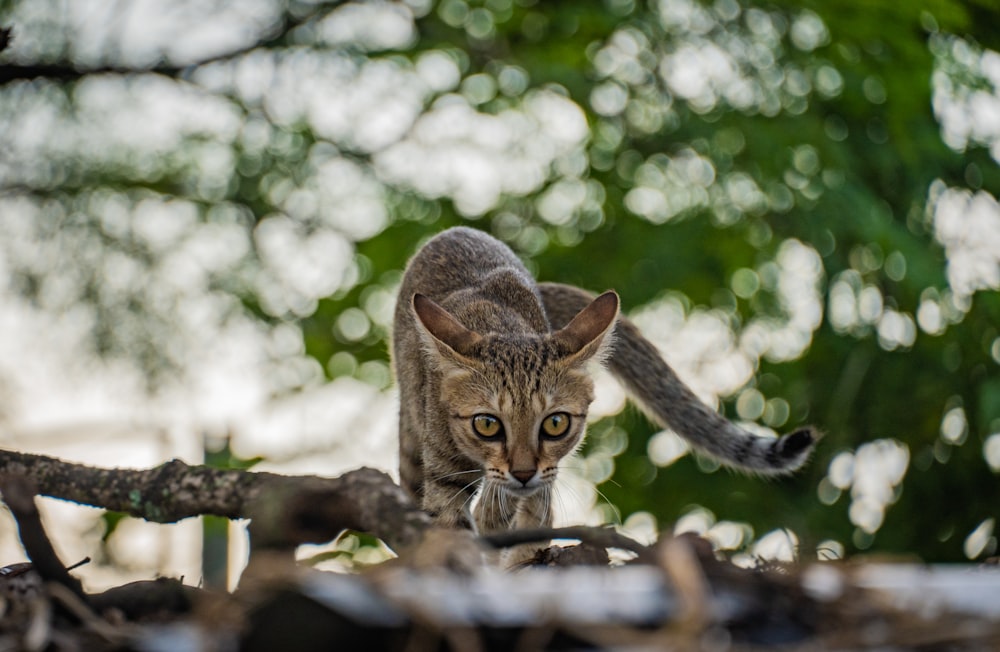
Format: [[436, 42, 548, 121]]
[[538, 283, 816, 474]]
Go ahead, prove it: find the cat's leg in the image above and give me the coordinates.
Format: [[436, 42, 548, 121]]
[[475, 492, 550, 568], [420, 470, 482, 530], [500, 489, 553, 568], [397, 407, 424, 504], [406, 473, 491, 571], [472, 482, 517, 535], [415, 415, 484, 529]]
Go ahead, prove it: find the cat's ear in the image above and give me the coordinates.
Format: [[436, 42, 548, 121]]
[[552, 290, 619, 364], [412, 294, 483, 359]]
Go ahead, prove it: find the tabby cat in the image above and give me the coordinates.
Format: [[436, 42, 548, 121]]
[[392, 227, 815, 543]]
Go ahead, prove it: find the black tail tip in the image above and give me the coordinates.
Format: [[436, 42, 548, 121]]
[[779, 427, 817, 458]]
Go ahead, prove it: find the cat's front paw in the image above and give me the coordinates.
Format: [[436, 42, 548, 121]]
[[400, 527, 488, 573]]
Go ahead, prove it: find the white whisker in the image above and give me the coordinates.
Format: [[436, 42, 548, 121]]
[[430, 469, 482, 482], [549, 483, 561, 518], [447, 477, 483, 510], [499, 485, 510, 519], [557, 461, 623, 525], [461, 483, 480, 510], [593, 484, 622, 525], [542, 486, 552, 526]]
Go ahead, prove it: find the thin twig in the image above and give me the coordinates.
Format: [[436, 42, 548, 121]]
[[0, 473, 90, 606], [480, 525, 654, 562], [0, 26, 12, 54]]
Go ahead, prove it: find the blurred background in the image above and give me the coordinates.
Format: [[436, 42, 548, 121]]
[[1, 0, 998, 590]]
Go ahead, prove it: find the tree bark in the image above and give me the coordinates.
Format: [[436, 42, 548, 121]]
[[0, 449, 431, 553]]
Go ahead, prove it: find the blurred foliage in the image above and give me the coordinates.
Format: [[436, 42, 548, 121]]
[[299, 531, 396, 571], [2, 0, 1000, 563], [204, 437, 264, 471]]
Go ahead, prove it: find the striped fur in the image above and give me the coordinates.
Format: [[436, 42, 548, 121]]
[[391, 227, 816, 546]]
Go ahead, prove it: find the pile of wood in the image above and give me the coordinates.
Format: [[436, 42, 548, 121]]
[[1, 450, 998, 650]]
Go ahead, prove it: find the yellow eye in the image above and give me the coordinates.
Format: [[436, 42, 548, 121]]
[[472, 414, 503, 439], [541, 413, 571, 438]]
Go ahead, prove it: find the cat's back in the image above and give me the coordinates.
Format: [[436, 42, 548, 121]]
[[402, 227, 526, 293]]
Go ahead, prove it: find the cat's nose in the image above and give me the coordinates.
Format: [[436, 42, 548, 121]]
[[511, 469, 536, 485]]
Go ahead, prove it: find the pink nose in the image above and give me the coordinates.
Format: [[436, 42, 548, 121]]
[[511, 469, 536, 485]]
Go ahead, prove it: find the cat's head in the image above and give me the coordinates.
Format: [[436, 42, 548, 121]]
[[412, 291, 619, 496]]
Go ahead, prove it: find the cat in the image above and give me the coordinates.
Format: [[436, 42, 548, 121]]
[[392, 226, 815, 544]]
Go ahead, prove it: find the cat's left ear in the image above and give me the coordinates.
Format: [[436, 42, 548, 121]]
[[551, 290, 619, 364]]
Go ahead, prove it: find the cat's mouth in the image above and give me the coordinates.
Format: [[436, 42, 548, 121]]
[[501, 483, 543, 497]]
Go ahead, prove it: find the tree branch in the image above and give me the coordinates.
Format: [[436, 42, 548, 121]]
[[0, 473, 89, 605], [0, 448, 658, 570], [481, 525, 655, 562], [0, 449, 431, 553]]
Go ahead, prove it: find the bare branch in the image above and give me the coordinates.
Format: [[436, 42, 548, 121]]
[[0, 449, 431, 553], [0, 473, 89, 605], [0, 450, 260, 520], [481, 525, 654, 562]]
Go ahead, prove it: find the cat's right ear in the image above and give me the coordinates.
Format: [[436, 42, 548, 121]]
[[412, 294, 483, 359], [552, 290, 619, 365]]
